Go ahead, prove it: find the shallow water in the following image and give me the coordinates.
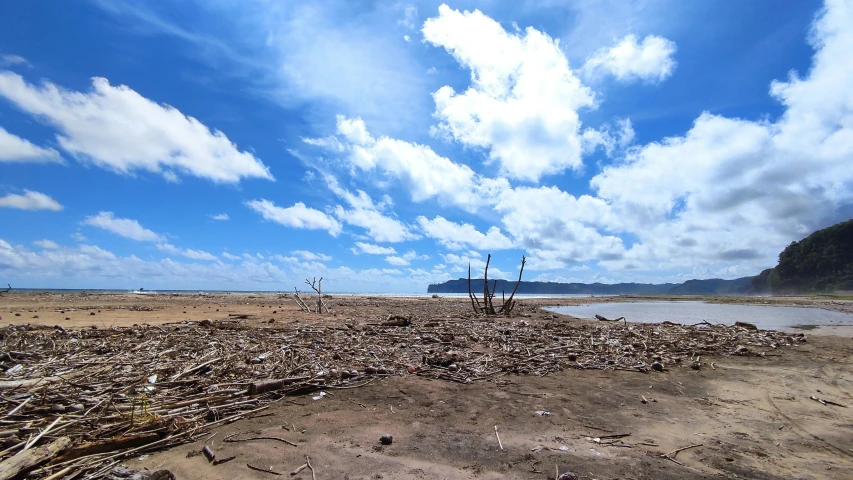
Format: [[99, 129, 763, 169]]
[[545, 301, 853, 330]]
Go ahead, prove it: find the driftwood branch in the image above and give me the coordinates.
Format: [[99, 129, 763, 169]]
[[499, 256, 526, 314], [293, 288, 310, 313], [468, 254, 526, 316], [0, 436, 71, 480], [304, 277, 329, 314]]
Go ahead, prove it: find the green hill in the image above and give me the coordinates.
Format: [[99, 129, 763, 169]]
[[764, 219, 853, 293]]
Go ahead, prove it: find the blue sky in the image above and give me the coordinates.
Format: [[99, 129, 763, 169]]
[[1, 0, 851, 292]]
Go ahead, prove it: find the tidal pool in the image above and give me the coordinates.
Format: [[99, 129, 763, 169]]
[[546, 301, 853, 330]]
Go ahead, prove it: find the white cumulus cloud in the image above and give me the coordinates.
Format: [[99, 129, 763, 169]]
[[307, 116, 510, 212], [32, 239, 59, 249], [292, 250, 332, 262], [385, 250, 428, 266], [351, 242, 396, 255], [83, 212, 164, 242], [210, 213, 229, 221], [417, 216, 513, 250], [157, 243, 218, 261], [582, 34, 677, 83], [0, 126, 61, 162], [325, 173, 419, 242], [245, 199, 342, 236], [423, 4, 596, 181], [0, 72, 273, 183], [0, 190, 63, 211]]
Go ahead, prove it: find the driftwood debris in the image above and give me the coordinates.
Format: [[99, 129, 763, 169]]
[[381, 315, 411, 327], [54, 433, 160, 463], [248, 377, 311, 395], [595, 314, 626, 323], [105, 467, 174, 480], [0, 436, 71, 480], [0, 299, 803, 478], [294, 277, 329, 314], [468, 255, 526, 316]]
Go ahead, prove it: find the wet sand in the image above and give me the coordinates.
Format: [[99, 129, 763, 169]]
[[1, 292, 852, 479]]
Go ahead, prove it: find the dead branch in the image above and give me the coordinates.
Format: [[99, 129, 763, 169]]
[[305, 277, 329, 314], [292, 288, 310, 313], [469, 255, 527, 316], [467, 264, 483, 313], [0, 436, 71, 480], [499, 256, 526, 314], [482, 254, 494, 315]]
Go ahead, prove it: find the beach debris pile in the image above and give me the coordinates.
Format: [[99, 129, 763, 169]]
[[0, 315, 801, 478]]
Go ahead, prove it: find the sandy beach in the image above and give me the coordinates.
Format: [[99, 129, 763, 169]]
[[1, 292, 851, 479]]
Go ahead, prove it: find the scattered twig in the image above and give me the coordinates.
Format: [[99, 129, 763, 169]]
[[225, 435, 297, 447], [305, 455, 316, 480], [494, 425, 504, 450], [247, 463, 282, 475], [661, 443, 703, 465]]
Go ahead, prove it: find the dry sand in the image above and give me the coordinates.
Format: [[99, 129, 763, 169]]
[[1, 292, 852, 479]]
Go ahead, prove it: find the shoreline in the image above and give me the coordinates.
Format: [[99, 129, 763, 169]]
[[2, 291, 852, 332]]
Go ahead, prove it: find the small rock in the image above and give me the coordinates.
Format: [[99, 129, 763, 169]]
[[557, 473, 579, 480], [32, 315, 39, 319], [65, 317, 70, 321], [651, 362, 664, 372], [52, 404, 66, 413], [690, 362, 701, 370], [447, 363, 459, 372], [14, 313, 20, 317], [365, 366, 378, 375], [379, 434, 393, 445], [69, 404, 84, 412], [199, 319, 214, 327], [567, 354, 577, 362]]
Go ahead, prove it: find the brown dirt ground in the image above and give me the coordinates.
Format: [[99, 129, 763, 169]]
[[2, 293, 852, 479]]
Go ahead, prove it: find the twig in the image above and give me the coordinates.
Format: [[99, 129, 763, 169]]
[[22, 415, 62, 452], [306, 455, 316, 480], [247, 463, 282, 475], [225, 435, 297, 447], [213, 455, 236, 465], [290, 463, 308, 475], [661, 443, 703, 465], [494, 425, 504, 450]]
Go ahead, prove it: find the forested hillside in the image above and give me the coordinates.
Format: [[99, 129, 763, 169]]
[[765, 219, 853, 293]]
